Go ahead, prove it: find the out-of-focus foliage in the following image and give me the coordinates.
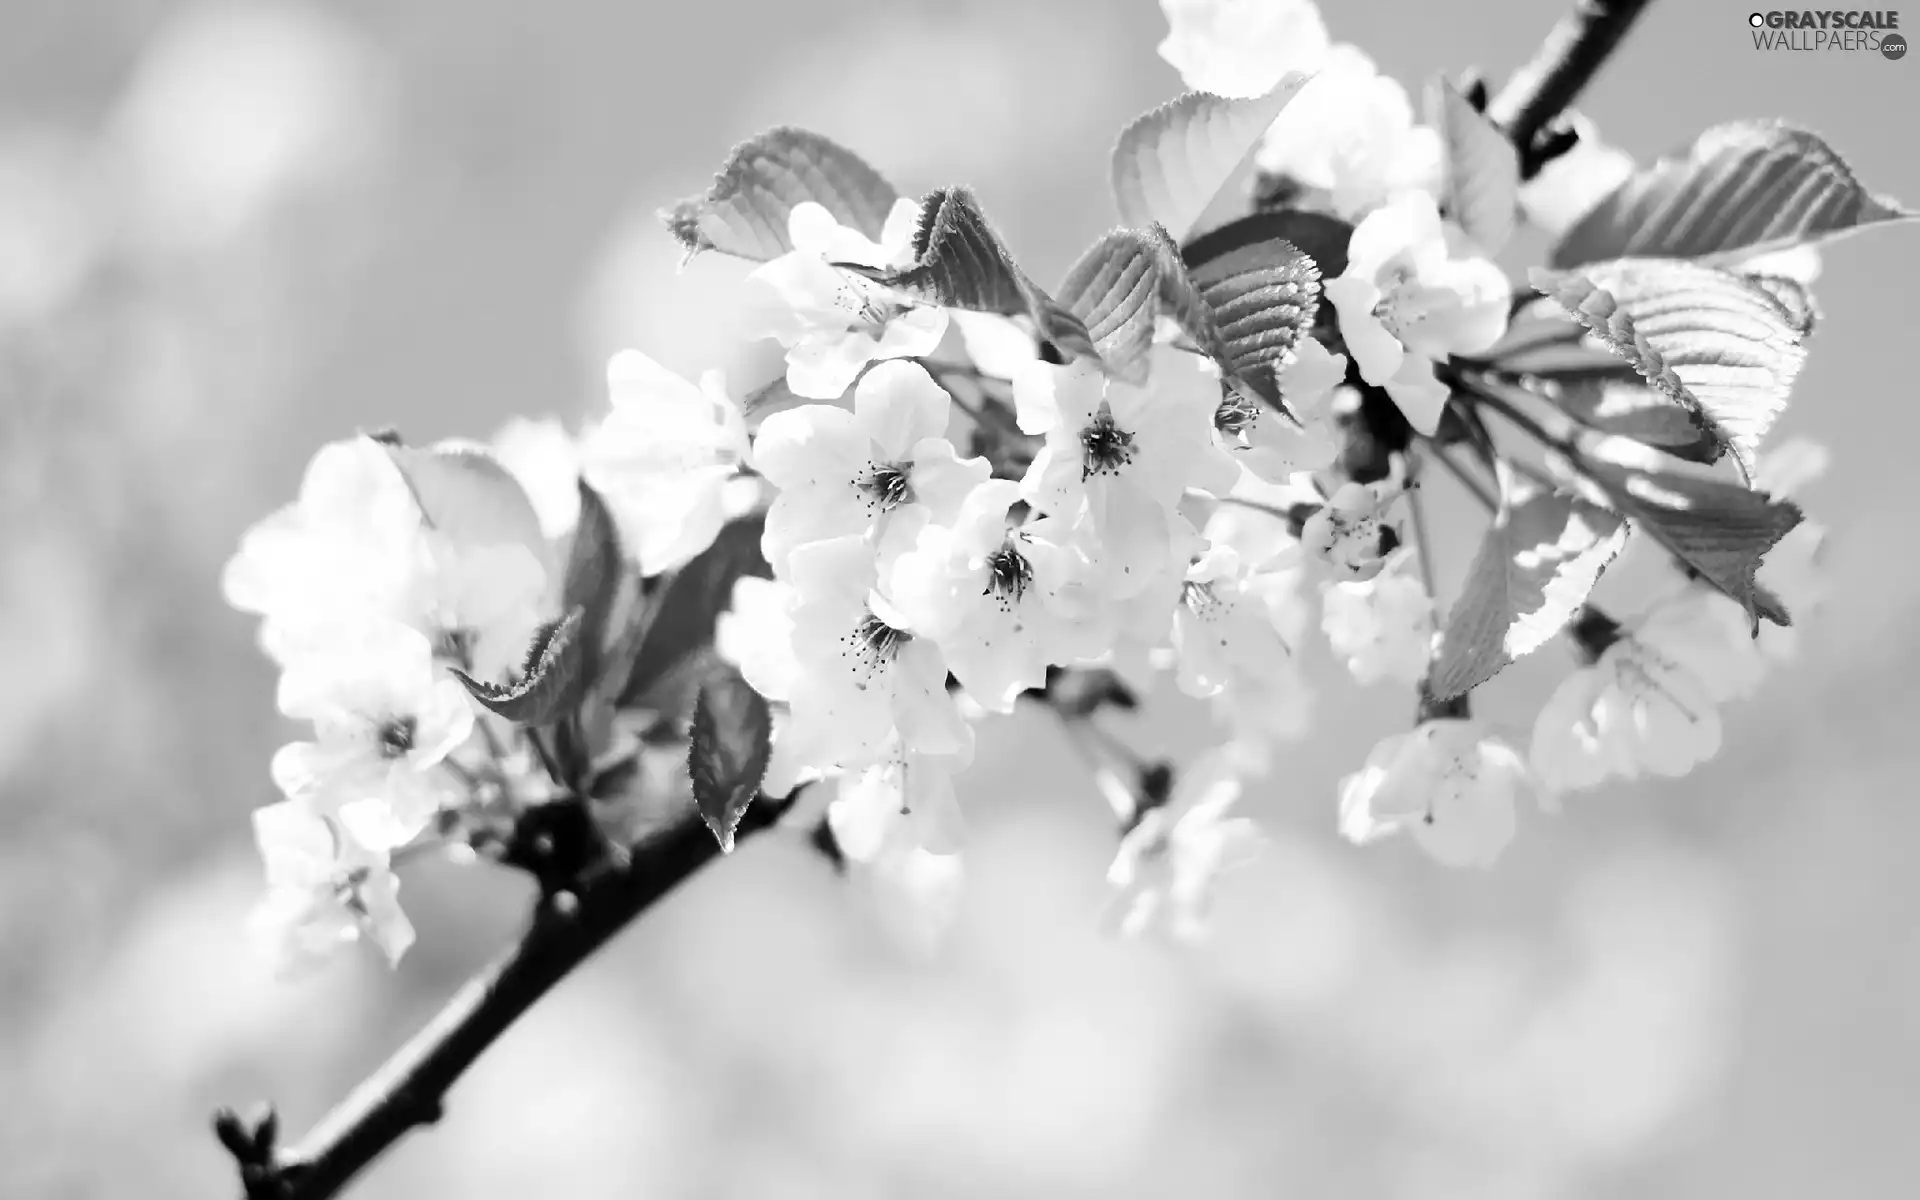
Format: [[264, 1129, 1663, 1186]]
[[2, 1, 1919, 1197]]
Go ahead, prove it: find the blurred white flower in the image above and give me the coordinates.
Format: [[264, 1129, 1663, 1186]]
[[1340, 719, 1532, 869], [1172, 543, 1297, 699], [271, 621, 474, 852], [1530, 589, 1764, 795], [1324, 191, 1509, 435], [250, 800, 413, 972], [1256, 44, 1443, 219], [1300, 467, 1406, 579], [1155, 0, 1331, 97], [746, 199, 947, 399], [754, 360, 989, 576], [1321, 550, 1433, 685], [1109, 747, 1263, 940], [828, 738, 968, 860], [491, 416, 583, 541], [716, 575, 800, 704], [583, 350, 749, 575], [222, 436, 428, 663]]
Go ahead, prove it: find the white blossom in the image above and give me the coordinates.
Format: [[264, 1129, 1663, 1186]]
[[1320, 550, 1434, 685], [1109, 746, 1263, 940], [1172, 543, 1296, 699], [779, 535, 971, 774], [1323, 191, 1509, 434], [1019, 355, 1232, 596], [249, 800, 414, 973], [745, 199, 947, 400], [582, 349, 749, 576], [1256, 44, 1443, 220], [753, 360, 990, 575], [1155, 0, 1330, 98], [1530, 589, 1764, 794], [887, 478, 1102, 712], [1211, 336, 1346, 483], [271, 620, 475, 853], [1340, 719, 1532, 869]]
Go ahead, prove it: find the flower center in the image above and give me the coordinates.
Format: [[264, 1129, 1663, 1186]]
[[1080, 401, 1136, 480], [377, 715, 417, 759], [1371, 265, 1419, 341], [853, 613, 909, 662], [983, 542, 1033, 609], [1214, 394, 1260, 446], [858, 462, 915, 513]]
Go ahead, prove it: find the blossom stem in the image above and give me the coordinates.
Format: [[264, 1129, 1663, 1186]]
[[1406, 453, 1441, 600], [1488, 0, 1653, 177], [221, 800, 793, 1200]]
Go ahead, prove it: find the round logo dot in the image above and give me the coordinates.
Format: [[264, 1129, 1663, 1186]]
[[1884, 32, 1908, 60], [1748, 12, 1765, 27]]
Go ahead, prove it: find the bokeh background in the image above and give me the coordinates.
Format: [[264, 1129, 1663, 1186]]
[[3, 1, 1917, 1196]]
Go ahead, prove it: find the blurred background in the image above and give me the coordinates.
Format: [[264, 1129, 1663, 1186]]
[[2, 0, 1917, 1196]]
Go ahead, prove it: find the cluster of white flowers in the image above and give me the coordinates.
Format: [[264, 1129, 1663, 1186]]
[[221, 0, 1855, 972]]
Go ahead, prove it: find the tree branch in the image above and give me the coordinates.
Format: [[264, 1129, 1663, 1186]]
[[220, 800, 789, 1200], [1489, 0, 1652, 177]]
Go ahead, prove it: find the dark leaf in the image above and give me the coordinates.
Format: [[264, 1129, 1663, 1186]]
[[620, 513, 772, 709], [1188, 235, 1320, 407], [1182, 208, 1353, 280], [561, 480, 625, 689], [1546, 377, 1719, 460], [688, 665, 773, 853], [453, 608, 588, 725], [1551, 121, 1915, 268], [868, 188, 1097, 363], [1112, 76, 1313, 242], [1056, 223, 1221, 383], [1577, 435, 1803, 629], [1532, 259, 1809, 479], [661, 126, 899, 262], [1431, 483, 1627, 699]]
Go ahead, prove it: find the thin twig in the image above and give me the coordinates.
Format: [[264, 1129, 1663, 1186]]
[[1488, 0, 1653, 177], [229, 801, 790, 1200], [1406, 457, 1441, 600]]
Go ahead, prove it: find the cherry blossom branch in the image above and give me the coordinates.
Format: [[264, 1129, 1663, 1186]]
[[1489, 0, 1652, 176], [217, 798, 791, 1200]]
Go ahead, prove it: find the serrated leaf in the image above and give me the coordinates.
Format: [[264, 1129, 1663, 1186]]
[[1432, 77, 1519, 255], [867, 188, 1097, 363], [1183, 208, 1352, 279], [1577, 435, 1802, 629], [660, 126, 899, 263], [1431, 484, 1626, 699], [562, 480, 625, 685], [1551, 121, 1916, 269], [1546, 378, 1719, 459], [1532, 259, 1808, 479], [688, 665, 773, 853], [1474, 296, 1637, 377], [1055, 224, 1220, 383], [1188, 235, 1320, 406], [1112, 75, 1313, 243], [453, 608, 586, 725], [619, 513, 772, 709], [380, 438, 548, 566]]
